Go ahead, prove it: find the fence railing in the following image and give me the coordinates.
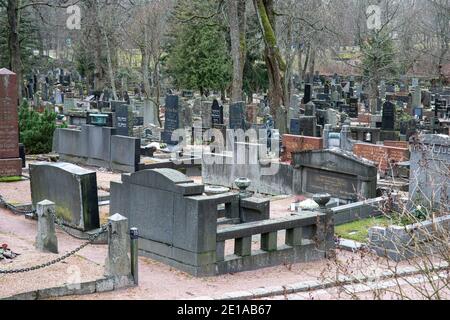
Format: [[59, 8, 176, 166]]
[[216, 212, 331, 263]]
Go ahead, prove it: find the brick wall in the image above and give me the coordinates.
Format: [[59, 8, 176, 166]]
[[353, 143, 409, 172], [282, 134, 323, 162], [358, 114, 371, 124], [384, 140, 409, 149]]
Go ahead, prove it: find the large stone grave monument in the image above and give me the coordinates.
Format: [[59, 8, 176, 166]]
[[292, 149, 377, 202], [0, 68, 22, 178], [30, 162, 100, 232]]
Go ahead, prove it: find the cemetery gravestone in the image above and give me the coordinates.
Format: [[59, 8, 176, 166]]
[[115, 104, 133, 136], [30, 162, 100, 232], [0, 68, 22, 178], [348, 98, 359, 118], [290, 119, 301, 135], [304, 84, 312, 104], [382, 101, 396, 130], [162, 95, 180, 145], [229, 102, 246, 130], [211, 99, 224, 125], [201, 101, 213, 128]]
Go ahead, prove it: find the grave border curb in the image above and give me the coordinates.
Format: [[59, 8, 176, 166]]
[[0, 276, 135, 300], [205, 262, 449, 300]]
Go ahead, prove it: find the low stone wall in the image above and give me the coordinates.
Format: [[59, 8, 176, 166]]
[[353, 143, 409, 172], [2, 277, 122, 300], [331, 197, 385, 225], [216, 212, 334, 275], [53, 124, 140, 172], [369, 214, 450, 261]]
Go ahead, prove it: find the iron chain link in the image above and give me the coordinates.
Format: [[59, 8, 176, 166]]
[[0, 194, 36, 215], [0, 224, 107, 275]]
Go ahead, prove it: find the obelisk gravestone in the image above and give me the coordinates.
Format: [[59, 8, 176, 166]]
[[0, 68, 22, 178]]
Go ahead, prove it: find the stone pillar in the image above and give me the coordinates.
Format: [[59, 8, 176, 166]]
[[340, 125, 352, 152], [323, 124, 332, 149], [0, 68, 22, 178], [35, 200, 58, 254], [105, 213, 132, 285]]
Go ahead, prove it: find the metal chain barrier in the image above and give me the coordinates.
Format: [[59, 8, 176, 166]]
[[0, 194, 36, 215], [50, 210, 96, 241], [0, 223, 108, 275]]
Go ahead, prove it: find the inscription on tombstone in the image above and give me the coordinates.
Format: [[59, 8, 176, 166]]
[[229, 102, 245, 130], [115, 104, 132, 136], [162, 95, 180, 144], [0, 68, 22, 177], [211, 99, 224, 125]]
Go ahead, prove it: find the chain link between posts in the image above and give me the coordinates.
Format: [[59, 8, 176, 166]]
[[0, 204, 109, 274], [0, 194, 36, 215]]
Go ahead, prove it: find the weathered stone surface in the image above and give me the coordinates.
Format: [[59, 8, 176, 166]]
[[292, 149, 377, 201], [0, 159, 22, 177], [111, 169, 269, 276], [105, 214, 131, 279], [410, 134, 450, 208], [0, 68, 22, 178], [29, 162, 100, 231], [35, 200, 58, 254], [53, 124, 140, 173]]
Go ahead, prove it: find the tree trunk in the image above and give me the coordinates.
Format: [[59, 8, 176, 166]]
[[141, 48, 151, 99], [104, 33, 117, 100], [253, 0, 287, 134], [7, 0, 22, 101], [228, 0, 246, 103]]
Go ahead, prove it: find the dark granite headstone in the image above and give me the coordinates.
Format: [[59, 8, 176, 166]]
[[115, 104, 132, 136], [303, 84, 312, 104], [211, 99, 224, 125], [348, 98, 359, 118], [299, 116, 316, 137], [162, 95, 180, 145], [290, 119, 301, 135], [229, 101, 246, 130], [382, 101, 396, 130]]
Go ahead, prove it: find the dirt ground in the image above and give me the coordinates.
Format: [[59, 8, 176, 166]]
[[0, 164, 440, 300]]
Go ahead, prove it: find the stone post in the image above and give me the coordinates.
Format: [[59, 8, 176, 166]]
[[323, 124, 332, 149], [105, 213, 132, 286], [35, 200, 58, 254], [340, 125, 352, 152], [313, 194, 335, 256], [130, 227, 139, 285]]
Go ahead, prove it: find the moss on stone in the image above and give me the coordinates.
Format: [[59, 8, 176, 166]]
[[0, 176, 22, 183]]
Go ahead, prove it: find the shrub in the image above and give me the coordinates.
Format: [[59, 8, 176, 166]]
[[19, 100, 59, 155]]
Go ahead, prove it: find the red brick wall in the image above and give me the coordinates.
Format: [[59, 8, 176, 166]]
[[358, 114, 371, 124], [353, 143, 409, 172], [384, 140, 409, 149], [282, 135, 323, 162]]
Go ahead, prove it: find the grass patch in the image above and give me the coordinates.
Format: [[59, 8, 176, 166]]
[[0, 176, 22, 183], [335, 216, 392, 243]]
